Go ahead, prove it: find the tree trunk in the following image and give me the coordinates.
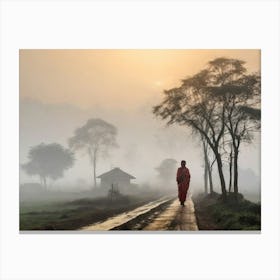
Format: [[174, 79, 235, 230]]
[[229, 147, 233, 192], [207, 159, 214, 194], [233, 148, 239, 194], [215, 152, 227, 200], [204, 164, 208, 194], [203, 141, 209, 194]]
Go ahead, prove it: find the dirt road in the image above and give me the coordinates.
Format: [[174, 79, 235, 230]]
[[80, 195, 198, 231]]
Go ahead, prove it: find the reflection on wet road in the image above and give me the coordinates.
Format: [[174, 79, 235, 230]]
[[80, 196, 173, 231]]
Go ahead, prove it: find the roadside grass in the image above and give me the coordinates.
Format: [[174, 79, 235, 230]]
[[194, 192, 261, 230], [210, 200, 261, 230], [20, 194, 159, 230]]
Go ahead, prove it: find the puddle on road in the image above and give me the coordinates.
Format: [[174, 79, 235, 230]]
[[80, 197, 172, 231]]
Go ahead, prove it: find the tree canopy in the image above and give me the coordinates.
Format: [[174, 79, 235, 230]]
[[153, 57, 260, 200], [69, 118, 118, 188], [21, 143, 74, 188]]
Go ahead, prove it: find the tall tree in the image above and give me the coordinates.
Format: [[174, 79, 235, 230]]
[[153, 58, 260, 200], [21, 143, 74, 189], [153, 70, 228, 199], [206, 58, 261, 195], [69, 118, 118, 188]]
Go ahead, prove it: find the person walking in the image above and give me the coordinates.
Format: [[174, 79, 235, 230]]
[[176, 160, 191, 206]]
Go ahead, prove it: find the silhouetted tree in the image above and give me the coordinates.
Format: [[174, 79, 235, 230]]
[[207, 58, 261, 195], [153, 69, 228, 199], [69, 118, 118, 188], [153, 57, 260, 200], [21, 143, 74, 189]]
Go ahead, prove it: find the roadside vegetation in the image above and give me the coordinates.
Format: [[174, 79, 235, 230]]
[[194, 192, 261, 230], [20, 192, 161, 230]]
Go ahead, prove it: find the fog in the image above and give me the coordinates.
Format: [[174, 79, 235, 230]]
[[19, 50, 261, 200], [20, 97, 201, 186], [20, 97, 260, 199]]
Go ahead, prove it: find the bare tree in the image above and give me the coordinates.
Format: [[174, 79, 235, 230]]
[[69, 118, 118, 188]]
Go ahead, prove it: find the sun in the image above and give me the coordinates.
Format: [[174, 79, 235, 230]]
[[154, 81, 163, 87]]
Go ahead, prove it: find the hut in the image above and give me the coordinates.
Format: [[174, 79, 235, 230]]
[[97, 167, 136, 193]]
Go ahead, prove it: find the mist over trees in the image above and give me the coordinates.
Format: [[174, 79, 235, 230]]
[[153, 57, 261, 200], [21, 143, 74, 189], [155, 158, 177, 188], [68, 118, 118, 188], [19, 54, 261, 202]]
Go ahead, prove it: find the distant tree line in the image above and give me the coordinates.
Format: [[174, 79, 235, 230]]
[[21, 119, 118, 189], [153, 57, 261, 200]]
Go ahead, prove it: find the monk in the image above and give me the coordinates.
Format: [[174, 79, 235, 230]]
[[176, 160, 191, 206]]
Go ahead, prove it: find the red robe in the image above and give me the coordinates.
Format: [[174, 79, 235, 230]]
[[176, 167, 191, 203]]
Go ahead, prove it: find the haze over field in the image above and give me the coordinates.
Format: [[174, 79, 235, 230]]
[[20, 50, 261, 196]]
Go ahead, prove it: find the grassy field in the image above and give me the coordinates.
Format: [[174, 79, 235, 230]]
[[194, 192, 261, 230], [20, 193, 161, 230]]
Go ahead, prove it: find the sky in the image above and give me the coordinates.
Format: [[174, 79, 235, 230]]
[[20, 49, 260, 109], [19, 49, 261, 193]]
